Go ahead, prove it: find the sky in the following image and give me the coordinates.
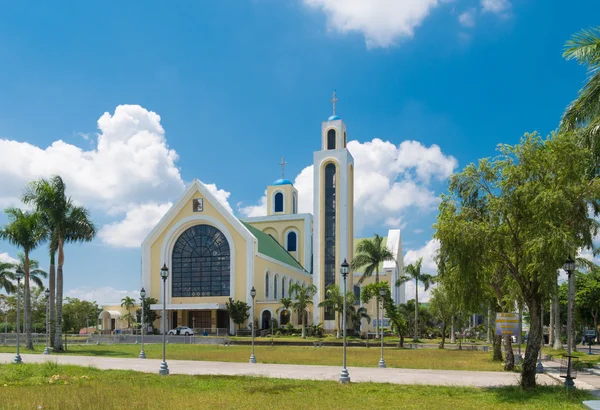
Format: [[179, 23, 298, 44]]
[[0, 0, 597, 304]]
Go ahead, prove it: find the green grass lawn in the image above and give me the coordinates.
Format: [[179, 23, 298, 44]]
[[0, 343, 508, 371], [542, 347, 600, 368], [0, 362, 590, 410]]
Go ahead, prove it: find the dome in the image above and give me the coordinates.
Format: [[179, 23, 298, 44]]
[[328, 115, 340, 121], [272, 178, 293, 186]]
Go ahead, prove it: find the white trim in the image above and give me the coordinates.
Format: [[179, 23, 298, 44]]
[[150, 303, 227, 310], [242, 213, 312, 223], [265, 269, 271, 300], [272, 189, 285, 214], [256, 253, 312, 277]]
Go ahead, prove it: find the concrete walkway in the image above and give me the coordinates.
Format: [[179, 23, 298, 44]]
[[542, 359, 600, 398], [0, 353, 557, 388]]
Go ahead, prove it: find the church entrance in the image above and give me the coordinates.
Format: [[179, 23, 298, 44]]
[[261, 310, 272, 329]]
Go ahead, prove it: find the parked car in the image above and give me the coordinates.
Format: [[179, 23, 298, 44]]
[[168, 326, 194, 336]]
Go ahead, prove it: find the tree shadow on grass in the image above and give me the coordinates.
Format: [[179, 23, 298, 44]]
[[488, 385, 591, 406], [60, 349, 130, 357]]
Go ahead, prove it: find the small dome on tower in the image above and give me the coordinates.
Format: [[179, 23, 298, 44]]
[[328, 115, 340, 121], [273, 178, 293, 186]]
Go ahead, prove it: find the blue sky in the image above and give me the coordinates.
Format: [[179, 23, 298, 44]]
[[0, 0, 597, 303]]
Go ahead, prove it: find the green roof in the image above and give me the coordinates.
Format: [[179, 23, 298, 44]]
[[242, 222, 307, 272], [353, 236, 387, 273]]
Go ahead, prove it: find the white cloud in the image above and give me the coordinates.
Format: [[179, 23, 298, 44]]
[[481, 0, 511, 14], [0, 105, 185, 211], [404, 279, 435, 303], [98, 202, 173, 248], [303, 0, 441, 48], [239, 138, 456, 234], [404, 238, 439, 274], [459, 9, 475, 27], [0, 252, 18, 264], [66, 286, 140, 306]]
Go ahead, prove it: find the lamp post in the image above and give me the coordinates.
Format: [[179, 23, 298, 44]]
[[563, 255, 576, 389], [339, 259, 350, 383], [249, 286, 257, 363], [378, 286, 386, 368], [43, 288, 50, 355], [13, 268, 24, 364], [159, 264, 169, 375], [139, 287, 146, 359]]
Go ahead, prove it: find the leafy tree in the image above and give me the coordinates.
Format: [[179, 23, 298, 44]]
[[362, 282, 408, 347], [276, 297, 293, 326], [0, 208, 45, 350], [318, 284, 353, 338], [14, 253, 47, 289], [351, 234, 396, 339], [225, 298, 250, 333], [561, 27, 600, 168], [121, 296, 136, 328], [289, 282, 317, 339], [429, 285, 454, 349], [135, 297, 159, 330], [61, 297, 99, 333], [397, 257, 435, 342], [575, 268, 600, 341], [348, 305, 370, 334], [23, 175, 97, 351], [434, 132, 600, 389]]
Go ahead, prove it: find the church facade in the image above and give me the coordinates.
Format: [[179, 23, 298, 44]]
[[140, 99, 405, 334]]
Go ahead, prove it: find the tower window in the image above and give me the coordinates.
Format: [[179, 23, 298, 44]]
[[274, 274, 279, 300], [287, 231, 297, 252], [292, 192, 297, 214], [265, 271, 270, 299], [324, 162, 336, 320], [274, 192, 284, 212], [327, 129, 336, 150], [344, 131, 347, 148]]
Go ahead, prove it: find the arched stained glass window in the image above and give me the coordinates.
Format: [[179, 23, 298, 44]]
[[287, 231, 297, 252], [265, 271, 270, 299], [274, 192, 284, 212], [282, 277, 287, 298], [171, 224, 230, 297]]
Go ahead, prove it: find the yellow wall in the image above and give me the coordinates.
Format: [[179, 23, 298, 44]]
[[266, 184, 297, 216], [247, 218, 307, 268], [148, 191, 250, 304]]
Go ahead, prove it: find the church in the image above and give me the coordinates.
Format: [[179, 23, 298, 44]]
[[140, 94, 405, 335]]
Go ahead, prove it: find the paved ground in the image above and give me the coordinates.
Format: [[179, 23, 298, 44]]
[[0, 353, 558, 388], [542, 359, 600, 398]]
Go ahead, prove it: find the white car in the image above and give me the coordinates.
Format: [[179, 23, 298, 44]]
[[168, 326, 194, 336]]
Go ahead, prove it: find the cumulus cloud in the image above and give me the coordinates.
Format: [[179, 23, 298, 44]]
[[459, 10, 476, 27], [0, 104, 185, 211], [66, 286, 140, 305], [481, 0, 511, 14], [0, 252, 18, 264], [404, 238, 439, 274], [303, 0, 441, 48], [239, 139, 456, 234]]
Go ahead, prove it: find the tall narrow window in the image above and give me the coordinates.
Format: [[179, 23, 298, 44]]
[[292, 192, 297, 214], [344, 131, 347, 148], [324, 163, 336, 320], [327, 129, 336, 150], [287, 231, 297, 252], [274, 274, 279, 300], [282, 277, 286, 298], [274, 192, 284, 212], [265, 272, 270, 299]]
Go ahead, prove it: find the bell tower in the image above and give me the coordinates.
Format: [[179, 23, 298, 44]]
[[312, 92, 354, 329]]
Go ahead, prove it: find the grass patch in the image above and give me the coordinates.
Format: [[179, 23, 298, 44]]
[[0, 344, 506, 371], [0, 363, 590, 410]]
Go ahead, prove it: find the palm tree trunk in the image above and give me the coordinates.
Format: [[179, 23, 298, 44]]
[[54, 243, 64, 351], [549, 297, 554, 347], [553, 292, 562, 350], [414, 278, 419, 342], [451, 314, 456, 344], [24, 252, 33, 350], [336, 310, 341, 339], [375, 271, 380, 340], [49, 252, 56, 348], [302, 311, 306, 339], [440, 321, 446, 349]]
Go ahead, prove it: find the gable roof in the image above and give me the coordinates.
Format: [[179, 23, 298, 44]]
[[242, 222, 307, 272]]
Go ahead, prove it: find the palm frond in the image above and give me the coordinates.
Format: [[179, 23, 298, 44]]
[[563, 27, 600, 67]]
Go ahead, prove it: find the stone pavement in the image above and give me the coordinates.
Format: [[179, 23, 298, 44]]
[[542, 359, 600, 398], [0, 353, 558, 388]]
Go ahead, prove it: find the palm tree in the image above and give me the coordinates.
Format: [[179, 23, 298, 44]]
[[289, 282, 317, 339], [561, 27, 600, 167], [276, 297, 293, 326], [14, 253, 48, 289], [23, 175, 96, 351], [0, 208, 46, 349], [348, 305, 370, 334], [121, 296, 136, 328], [397, 257, 435, 342], [318, 284, 354, 338], [0, 262, 16, 294], [351, 234, 395, 339]]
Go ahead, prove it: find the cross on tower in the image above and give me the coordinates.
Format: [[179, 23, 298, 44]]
[[279, 156, 287, 178], [330, 90, 338, 116]]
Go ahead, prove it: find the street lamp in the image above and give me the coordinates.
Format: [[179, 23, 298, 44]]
[[563, 255, 576, 389], [13, 268, 24, 364], [159, 264, 169, 375], [249, 286, 257, 363], [139, 287, 146, 359], [340, 259, 350, 383], [43, 288, 50, 355], [378, 286, 386, 368]]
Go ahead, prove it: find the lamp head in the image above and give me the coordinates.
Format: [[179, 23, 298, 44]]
[[341, 259, 350, 277], [563, 255, 576, 273], [15, 267, 24, 281], [250, 286, 256, 298], [44, 288, 50, 298], [379, 287, 386, 297], [140, 287, 146, 299], [160, 264, 169, 279]]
